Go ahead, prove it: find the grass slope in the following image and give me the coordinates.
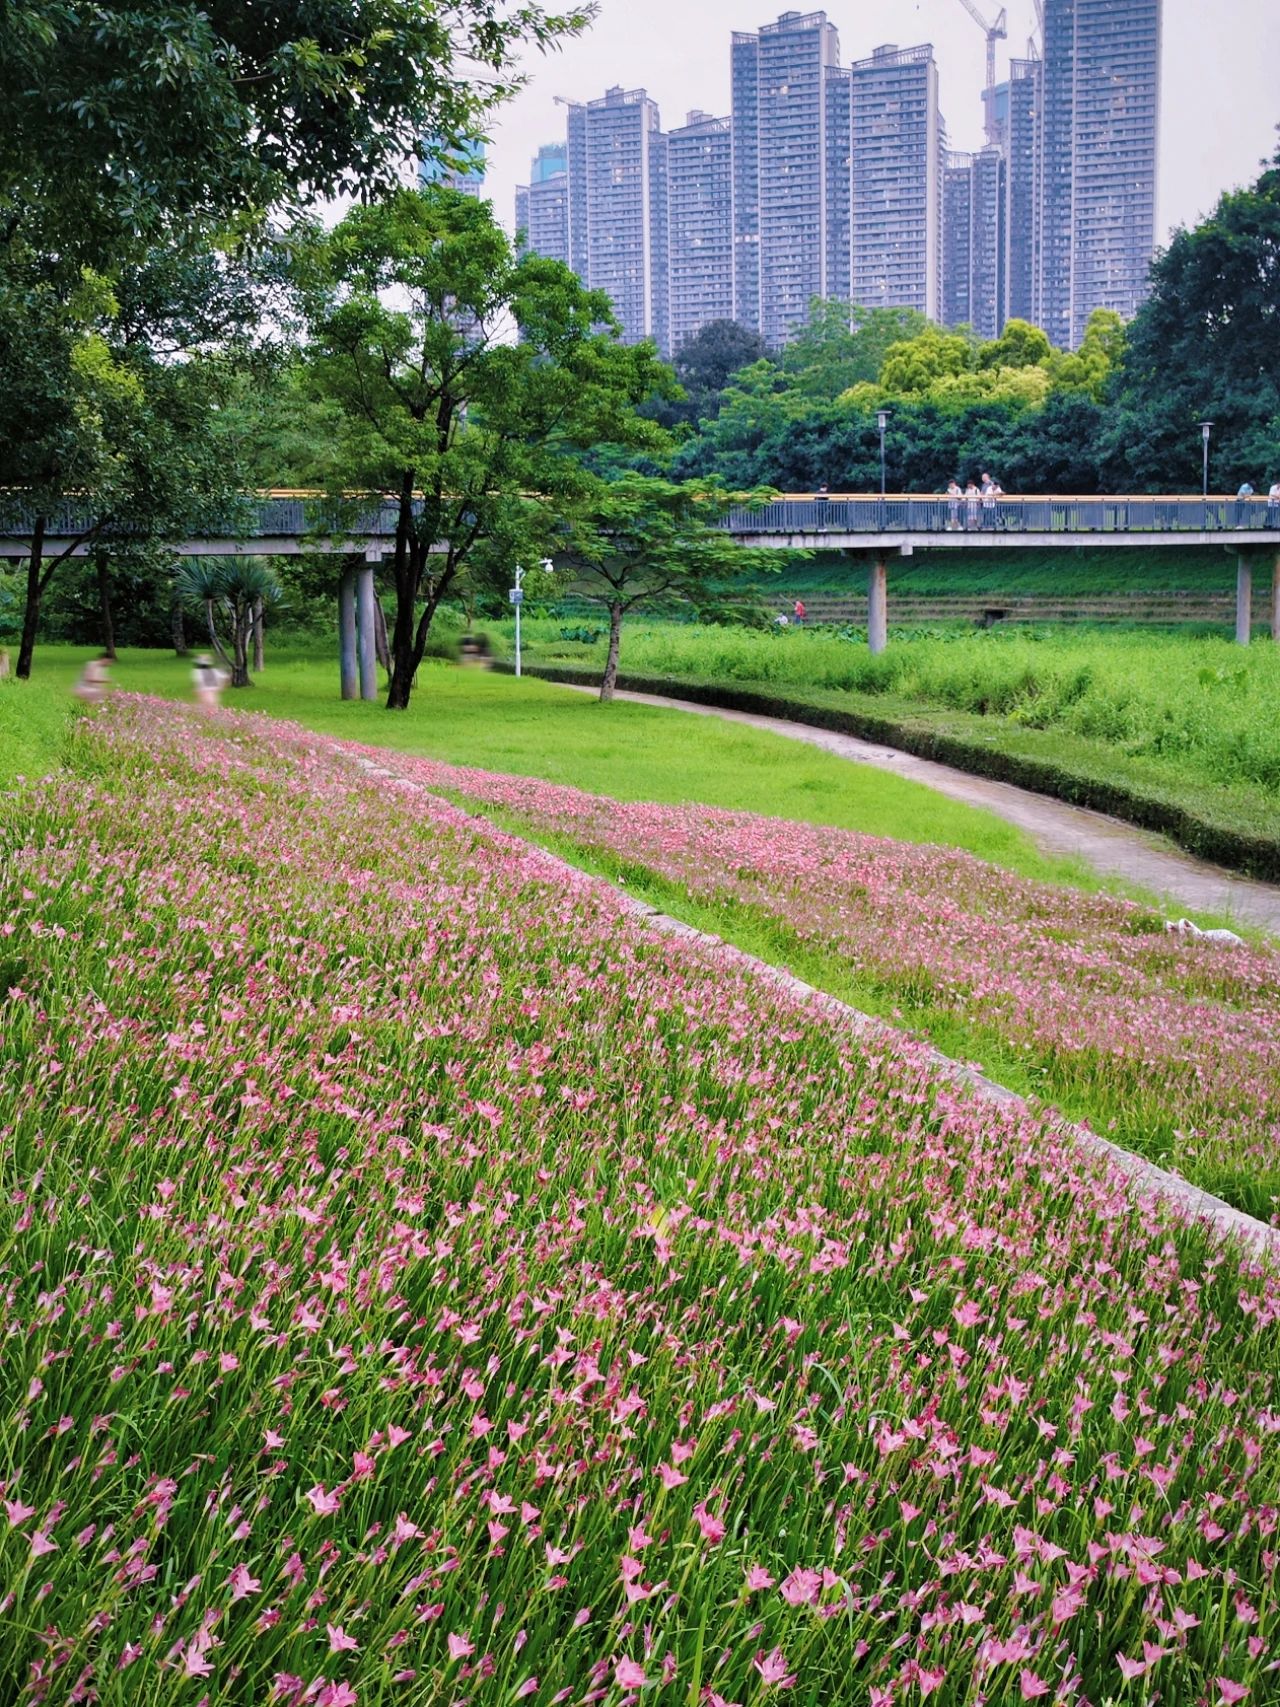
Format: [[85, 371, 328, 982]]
[[6, 646, 1087, 885]]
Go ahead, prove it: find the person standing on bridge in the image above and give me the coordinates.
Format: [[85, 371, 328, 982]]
[[946, 479, 962, 531], [980, 472, 1003, 531], [964, 480, 980, 531], [1235, 481, 1255, 527], [1268, 478, 1280, 527]]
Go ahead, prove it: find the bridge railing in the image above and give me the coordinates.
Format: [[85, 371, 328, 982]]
[[724, 494, 1280, 536]]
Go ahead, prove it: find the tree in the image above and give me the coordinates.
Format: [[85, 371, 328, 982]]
[[647, 320, 769, 430], [0, 1, 594, 270], [976, 318, 1053, 371], [878, 328, 976, 396], [299, 185, 670, 711], [177, 559, 281, 688], [782, 301, 930, 401], [556, 476, 781, 701], [1108, 141, 1280, 491], [0, 245, 266, 677]]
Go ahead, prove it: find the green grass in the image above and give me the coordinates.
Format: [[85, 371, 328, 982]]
[[508, 618, 1280, 852], [9, 644, 1096, 886]]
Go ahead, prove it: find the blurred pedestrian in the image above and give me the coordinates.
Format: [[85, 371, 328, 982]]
[[793, 599, 806, 626], [980, 472, 1002, 531], [73, 653, 112, 705], [192, 653, 229, 712], [0, 648, 9, 680]]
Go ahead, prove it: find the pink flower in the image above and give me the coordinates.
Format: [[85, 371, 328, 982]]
[[753, 1649, 796, 1690], [515, 1680, 538, 1699], [1020, 1672, 1050, 1700], [29, 1531, 57, 1558], [3, 1499, 36, 1526], [328, 1625, 359, 1653], [615, 1658, 648, 1689], [692, 1502, 726, 1545], [745, 1565, 776, 1592], [1216, 1684, 1249, 1706], [656, 1463, 687, 1489], [218, 1352, 239, 1373], [305, 1485, 341, 1516], [227, 1563, 261, 1601], [1116, 1654, 1148, 1682], [779, 1566, 822, 1607], [917, 1670, 946, 1698], [392, 1514, 423, 1545], [319, 1685, 358, 1707], [446, 1634, 474, 1663]]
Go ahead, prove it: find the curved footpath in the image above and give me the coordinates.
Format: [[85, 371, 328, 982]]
[[563, 686, 1280, 935]]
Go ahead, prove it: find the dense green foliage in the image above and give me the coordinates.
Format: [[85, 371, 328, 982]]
[[0, 0, 593, 268]]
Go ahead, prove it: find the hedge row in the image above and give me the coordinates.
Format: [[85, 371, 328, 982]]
[[495, 661, 1280, 884]]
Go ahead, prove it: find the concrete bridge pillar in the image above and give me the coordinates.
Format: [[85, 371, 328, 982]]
[[1272, 551, 1280, 643], [1236, 555, 1253, 646], [868, 554, 889, 655], [356, 560, 378, 701], [338, 564, 358, 700]]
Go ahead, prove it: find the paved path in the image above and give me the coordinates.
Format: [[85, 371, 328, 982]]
[[562, 686, 1280, 935]]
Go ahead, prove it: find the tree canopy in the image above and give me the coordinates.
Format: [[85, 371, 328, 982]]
[[0, 1, 594, 267], [299, 185, 670, 709]]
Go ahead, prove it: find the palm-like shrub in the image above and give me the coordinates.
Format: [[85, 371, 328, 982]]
[[176, 559, 282, 687]]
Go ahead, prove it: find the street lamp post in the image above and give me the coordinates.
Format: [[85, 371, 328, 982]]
[[876, 409, 889, 531], [510, 558, 554, 679], [510, 564, 526, 677], [1199, 420, 1214, 502]]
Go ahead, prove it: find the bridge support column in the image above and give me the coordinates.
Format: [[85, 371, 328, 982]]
[[356, 562, 378, 700], [338, 564, 358, 700], [1272, 551, 1280, 643], [1236, 555, 1252, 646], [867, 554, 888, 655]]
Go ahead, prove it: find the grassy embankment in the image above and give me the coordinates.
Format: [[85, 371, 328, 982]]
[[508, 619, 1280, 878], [0, 647, 1083, 884]]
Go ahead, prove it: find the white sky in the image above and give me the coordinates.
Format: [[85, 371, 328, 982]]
[[482, 0, 1278, 251]]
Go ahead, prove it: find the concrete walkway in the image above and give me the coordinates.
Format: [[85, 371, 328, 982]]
[[562, 685, 1280, 935]]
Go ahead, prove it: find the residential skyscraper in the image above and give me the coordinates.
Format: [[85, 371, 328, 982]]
[[1035, 0, 1159, 347], [969, 145, 1007, 339], [514, 143, 570, 267], [667, 111, 735, 352], [755, 10, 842, 348], [1005, 56, 1041, 324], [824, 64, 852, 305], [850, 43, 943, 321], [729, 31, 762, 332], [942, 152, 974, 328], [580, 85, 669, 353], [1068, 0, 1160, 346]]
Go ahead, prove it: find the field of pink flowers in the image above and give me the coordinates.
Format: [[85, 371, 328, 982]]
[[1, 697, 1278, 1706], [361, 751, 1280, 1225]]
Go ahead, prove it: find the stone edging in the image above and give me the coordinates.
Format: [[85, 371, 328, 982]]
[[343, 749, 1278, 1262]]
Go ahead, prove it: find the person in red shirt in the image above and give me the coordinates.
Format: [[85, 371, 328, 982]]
[[793, 599, 806, 626]]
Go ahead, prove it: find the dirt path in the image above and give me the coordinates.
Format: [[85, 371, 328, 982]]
[[564, 685, 1280, 935]]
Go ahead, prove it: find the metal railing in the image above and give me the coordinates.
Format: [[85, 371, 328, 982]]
[[723, 494, 1280, 536], [5, 492, 1280, 546]]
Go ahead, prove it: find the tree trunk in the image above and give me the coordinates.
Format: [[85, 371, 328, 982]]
[[230, 605, 252, 688], [386, 488, 420, 710], [204, 600, 232, 668], [15, 517, 46, 679], [171, 593, 188, 657], [96, 552, 116, 659], [252, 597, 265, 673], [599, 601, 624, 703]]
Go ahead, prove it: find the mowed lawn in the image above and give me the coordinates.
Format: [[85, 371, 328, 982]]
[[4, 645, 1081, 884]]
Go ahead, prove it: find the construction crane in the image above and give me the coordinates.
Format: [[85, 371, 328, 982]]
[[954, 0, 1008, 147]]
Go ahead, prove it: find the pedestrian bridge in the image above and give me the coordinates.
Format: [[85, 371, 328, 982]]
[[3, 491, 1277, 654]]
